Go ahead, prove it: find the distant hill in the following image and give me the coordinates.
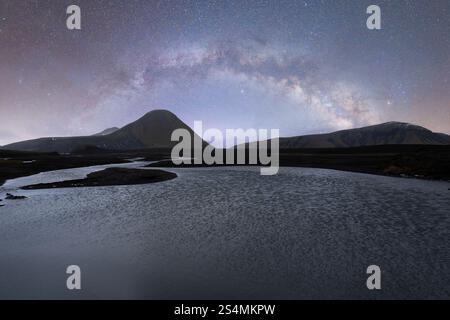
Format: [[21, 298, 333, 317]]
[[3, 113, 450, 153], [2, 110, 204, 153], [92, 127, 120, 136], [276, 122, 450, 148]]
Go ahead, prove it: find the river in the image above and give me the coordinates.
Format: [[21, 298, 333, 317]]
[[0, 164, 449, 299]]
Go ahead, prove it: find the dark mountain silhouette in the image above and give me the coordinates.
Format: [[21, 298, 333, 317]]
[[2, 113, 450, 153], [2, 110, 203, 153], [276, 122, 450, 148], [92, 127, 120, 136]]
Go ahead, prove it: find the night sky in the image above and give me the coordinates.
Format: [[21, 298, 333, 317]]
[[0, 0, 448, 146]]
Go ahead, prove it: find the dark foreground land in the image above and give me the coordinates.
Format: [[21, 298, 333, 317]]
[[148, 145, 450, 180], [22, 167, 177, 190], [0, 149, 171, 186], [1, 145, 450, 186], [278, 144, 450, 180]]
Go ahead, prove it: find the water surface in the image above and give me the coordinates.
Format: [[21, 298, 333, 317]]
[[0, 165, 449, 299]]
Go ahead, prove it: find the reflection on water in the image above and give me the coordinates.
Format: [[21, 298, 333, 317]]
[[0, 165, 449, 299]]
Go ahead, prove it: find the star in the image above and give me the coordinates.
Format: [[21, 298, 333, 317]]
[[0, 0, 448, 145]]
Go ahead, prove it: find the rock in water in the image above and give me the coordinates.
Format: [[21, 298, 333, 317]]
[[21, 167, 177, 190], [5, 193, 27, 200]]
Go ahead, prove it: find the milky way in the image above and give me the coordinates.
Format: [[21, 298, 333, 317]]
[[0, 0, 448, 145]]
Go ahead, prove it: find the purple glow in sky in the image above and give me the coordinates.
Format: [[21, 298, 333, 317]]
[[0, 0, 449, 145]]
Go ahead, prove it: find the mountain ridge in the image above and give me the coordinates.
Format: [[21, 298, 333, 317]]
[[2, 111, 450, 152], [2, 109, 203, 153], [275, 121, 450, 148]]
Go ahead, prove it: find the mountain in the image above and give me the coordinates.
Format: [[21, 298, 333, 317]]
[[3, 113, 450, 153], [2, 110, 203, 153], [92, 127, 120, 136], [276, 122, 450, 149]]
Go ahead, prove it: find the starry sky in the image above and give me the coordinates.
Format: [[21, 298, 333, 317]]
[[0, 0, 449, 146]]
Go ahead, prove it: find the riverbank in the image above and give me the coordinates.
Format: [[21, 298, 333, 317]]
[[2, 145, 449, 185], [0, 150, 129, 186], [147, 145, 450, 181], [0, 149, 171, 186]]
